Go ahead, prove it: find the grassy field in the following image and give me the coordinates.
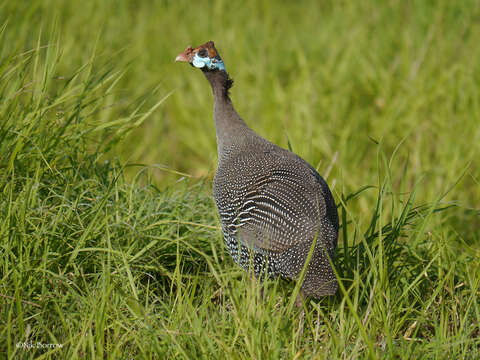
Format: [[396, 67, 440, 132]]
[[1, 0, 479, 358]]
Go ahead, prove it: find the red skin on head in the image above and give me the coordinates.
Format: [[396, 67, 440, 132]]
[[175, 41, 219, 63]]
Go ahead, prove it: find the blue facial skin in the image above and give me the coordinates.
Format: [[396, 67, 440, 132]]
[[192, 52, 226, 71]]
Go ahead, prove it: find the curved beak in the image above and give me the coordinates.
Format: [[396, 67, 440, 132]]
[[175, 46, 194, 63], [175, 53, 190, 62]]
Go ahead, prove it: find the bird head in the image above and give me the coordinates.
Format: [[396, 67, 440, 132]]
[[175, 41, 226, 71]]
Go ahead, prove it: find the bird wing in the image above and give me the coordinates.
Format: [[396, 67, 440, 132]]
[[216, 151, 335, 254]]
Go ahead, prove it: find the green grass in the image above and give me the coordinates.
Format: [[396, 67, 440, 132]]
[[1, 0, 479, 358]]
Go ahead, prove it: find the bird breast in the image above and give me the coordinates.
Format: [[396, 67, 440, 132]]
[[213, 147, 331, 254]]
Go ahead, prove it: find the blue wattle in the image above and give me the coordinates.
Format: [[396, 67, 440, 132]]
[[192, 53, 226, 71]]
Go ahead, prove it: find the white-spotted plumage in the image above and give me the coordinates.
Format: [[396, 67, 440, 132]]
[[213, 141, 339, 297], [177, 41, 339, 298]]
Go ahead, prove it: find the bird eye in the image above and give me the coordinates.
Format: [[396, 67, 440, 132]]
[[197, 49, 208, 58]]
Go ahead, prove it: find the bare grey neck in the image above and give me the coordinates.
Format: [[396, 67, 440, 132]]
[[203, 70, 255, 156]]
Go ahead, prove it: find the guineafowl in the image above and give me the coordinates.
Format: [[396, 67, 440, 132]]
[[176, 41, 339, 303]]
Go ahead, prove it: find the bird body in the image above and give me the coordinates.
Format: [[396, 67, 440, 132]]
[[176, 41, 339, 299]]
